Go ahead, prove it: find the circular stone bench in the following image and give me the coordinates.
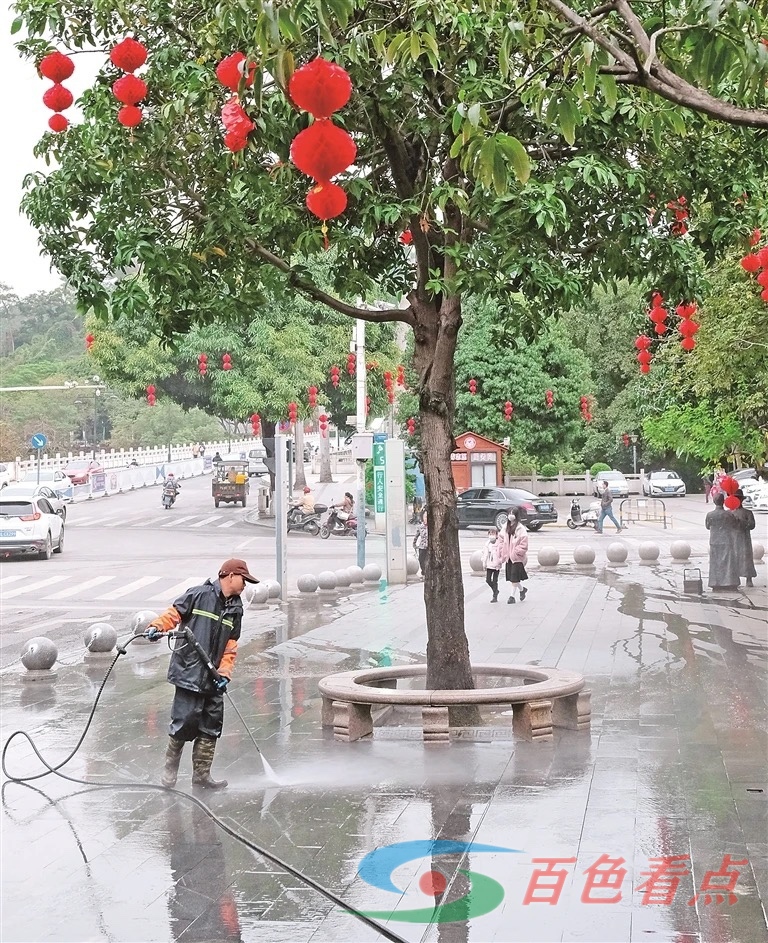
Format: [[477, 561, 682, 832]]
[[318, 664, 590, 744]]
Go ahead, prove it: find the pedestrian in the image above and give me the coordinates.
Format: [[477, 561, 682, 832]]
[[710, 466, 725, 501], [704, 492, 740, 590], [482, 526, 503, 602], [701, 472, 713, 503], [145, 558, 259, 789], [596, 481, 623, 534], [212, 450, 222, 465], [192, 443, 200, 459], [198, 443, 206, 458], [413, 510, 428, 577], [732, 489, 757, 588], [500, 508, 529, 604]]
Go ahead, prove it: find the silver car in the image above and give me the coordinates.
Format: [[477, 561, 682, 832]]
[[643, 470, 686, 497], [593, 470, 629, 498]]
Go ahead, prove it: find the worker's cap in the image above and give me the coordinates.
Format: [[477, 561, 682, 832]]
[[218, 558, 259, 583], [303, 486, 311, 493]]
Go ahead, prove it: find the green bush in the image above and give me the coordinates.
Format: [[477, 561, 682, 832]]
[[590, 461, 611, 475], [539, 462, 558, 478]]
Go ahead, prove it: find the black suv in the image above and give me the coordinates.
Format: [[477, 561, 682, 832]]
[[456, 487, 558, 531]]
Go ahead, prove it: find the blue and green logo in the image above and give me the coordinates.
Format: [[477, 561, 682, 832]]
[[357, 840, 522, 923]]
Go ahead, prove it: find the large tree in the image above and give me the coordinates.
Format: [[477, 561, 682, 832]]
[[14, 0, 768, 696]]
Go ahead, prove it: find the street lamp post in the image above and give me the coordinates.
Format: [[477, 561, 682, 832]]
[[630, 435, 639, 476]]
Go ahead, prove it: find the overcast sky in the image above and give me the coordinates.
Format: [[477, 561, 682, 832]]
[[0, 8, 97, 297]]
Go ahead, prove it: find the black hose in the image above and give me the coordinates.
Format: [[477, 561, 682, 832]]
[[1, 640, 408, 943]]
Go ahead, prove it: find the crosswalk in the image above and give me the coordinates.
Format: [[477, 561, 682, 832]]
[[65, 511, 247, 530], [0, 571, 213, 606]]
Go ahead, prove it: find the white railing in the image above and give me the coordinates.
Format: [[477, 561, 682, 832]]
[[504, 472, 646, 496]]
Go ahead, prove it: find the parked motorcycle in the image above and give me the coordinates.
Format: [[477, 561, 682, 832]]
[[287, 502, 326, 537], [320, 507, 359, 539], [162, 484, 179, 509], [566, 497, 599, 529]]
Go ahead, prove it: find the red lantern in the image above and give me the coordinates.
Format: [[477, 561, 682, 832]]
[[681, 337, 696, 351], [216, 52, 256, 92], [649, 308, 667, 323], [198, 353, 208, 377], [330, 365, 340, 388], [503, 401, 513, 421], [637, 350, 652, 365], [396, 365, 405, 387], [85, 333, 95, 351], [622, 433, 630, 447], [468, 378, 477, 395], [720, 476, 739, 496], [48, 114, 69, 132], [399, 230, 413, 245], [250, 413, 261, 436], [758, 247, 768, 268], [112, 74, 148, 105], [110, 38, 148, 73], [39, 51, 75, 83], [146, 384, 156, 406], [290, 119, 356, 181], [319, 413, 329, 436], [117, 105, 143, 127], [724, 494, 741, 510], [347, 353, 356, 376], [224, 131, 248, 153], [679, 319, 699, 337], [640, 363, 651, 374], [288, 402, 298, 424], [741, 254, 762, 273], [406, 417, 416, 435], [634, 335, 652, 350], [288, 57, 352, 118], [308, 386, 318, 408], [750, 229, 761, 246], [221, 98, 254, 138], [43, 84, 74, 112], [545, 388, 554, 408], [306, 181, 347, 220], [365, 395, 371, 415], [222, 353, 232, 371]]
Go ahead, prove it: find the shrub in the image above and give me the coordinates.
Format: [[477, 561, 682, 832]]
[[539, 462, 558, 478], [590, 461, 611, 476]]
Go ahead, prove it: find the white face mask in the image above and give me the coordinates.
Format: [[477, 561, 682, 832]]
[[488, 536, 497, 543], [508, 514, 516, 523]]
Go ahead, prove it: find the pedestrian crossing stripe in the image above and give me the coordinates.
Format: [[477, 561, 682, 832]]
[[64, 514, 245, 529]]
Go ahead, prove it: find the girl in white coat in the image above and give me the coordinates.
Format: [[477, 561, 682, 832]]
[[481, 527, 504, 602], [500, 508, 529, 604]]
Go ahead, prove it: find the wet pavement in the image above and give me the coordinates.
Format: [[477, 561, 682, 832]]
[[2, 537, 767, 942]]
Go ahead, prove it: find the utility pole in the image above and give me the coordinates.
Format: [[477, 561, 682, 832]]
[[355, 319, 367, 568]]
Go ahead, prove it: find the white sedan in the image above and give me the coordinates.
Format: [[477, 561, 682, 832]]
[[742, 479, 768, 513], [0, 494, 65, 559], [21, 468, 74, 501], [1, 484, 68, 521], [643, 470, 686, 497]]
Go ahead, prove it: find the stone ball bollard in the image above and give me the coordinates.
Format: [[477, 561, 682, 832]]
[[638, 541, 660, 564], [249, 583, 271, 605], [129, 609, 159, 644], [469, 550, 484, 575], [263, 580, 282, 599], [606, 541, 628, 564], [670, 540, 691, 562], [537, 546, 560, 568], [297, 574, 318, 594], [335, 569, 352, 587], [347, 565, 365, 584], [406, 555, 420, 576], [754, 542, 765, 563], [363, 563, 382, 583], [21, 636, 58, 679], [573, 545, 596, 566], [84, 622, 117, 654], [318, 570, 338, 590]]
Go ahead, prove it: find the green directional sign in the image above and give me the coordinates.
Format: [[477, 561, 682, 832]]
[[373, 441, 386, 513]]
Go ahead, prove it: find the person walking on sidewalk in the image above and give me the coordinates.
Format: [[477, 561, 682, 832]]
[[732, 489, 757, 588], [701, 472, 713, 503], [482, 526, 503, 602], [413, 510, 428, 577], [146, 559, 259, 790], [596, 481, 623, 534], [500, 509, 529, 604]]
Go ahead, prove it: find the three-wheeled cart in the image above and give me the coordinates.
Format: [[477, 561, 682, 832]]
[[212, 459, 250, 507]]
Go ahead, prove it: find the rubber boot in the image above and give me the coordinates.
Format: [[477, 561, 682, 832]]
[[191, 735, 228, 789], [161, 736, 184, 787]]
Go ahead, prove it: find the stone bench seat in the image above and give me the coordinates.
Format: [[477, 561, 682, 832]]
[[319, 664, 590, 743]]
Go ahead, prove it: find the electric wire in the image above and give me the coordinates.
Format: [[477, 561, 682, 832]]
[[1, 639, 408, 943]]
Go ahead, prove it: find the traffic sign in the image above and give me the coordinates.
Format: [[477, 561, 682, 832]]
[[30, 433, 48, 450]]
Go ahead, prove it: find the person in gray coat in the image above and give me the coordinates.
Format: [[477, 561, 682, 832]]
[[705, 493, 740, 590], [732, 490, 757, 588]]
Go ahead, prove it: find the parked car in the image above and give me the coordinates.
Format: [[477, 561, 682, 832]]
[[741, 478, 768, 513], [62, 459, 104, 485], [456, 487, 558, 531], [0, 462, 12, 489], [0, 495, 65, 559], [247, 448, 269, 477], [643, 470, 686, 497], [732, 468, 758, 483], [593, 470, 629, 498], [21, 468, 74, 500], [1, 484, 67, 521]]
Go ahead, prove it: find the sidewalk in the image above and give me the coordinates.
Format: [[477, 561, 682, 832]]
[[1, 554, 766, 942]]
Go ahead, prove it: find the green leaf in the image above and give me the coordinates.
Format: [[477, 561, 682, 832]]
[[558, 98, 577, 145], [11, 16, 23, 34]]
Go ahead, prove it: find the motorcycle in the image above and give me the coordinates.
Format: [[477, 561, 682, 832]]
[[566, 497, 599, 529], [320, 507, 359, 539], [287, 502, 326, 537], [162, 484, 179, 509]]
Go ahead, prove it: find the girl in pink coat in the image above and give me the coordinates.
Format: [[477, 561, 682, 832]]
[[481, 526, 504, 602], [499, 508, 529, 604]]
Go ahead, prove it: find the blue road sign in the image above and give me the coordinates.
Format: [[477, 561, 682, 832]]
[[30, 433, 48, 450]]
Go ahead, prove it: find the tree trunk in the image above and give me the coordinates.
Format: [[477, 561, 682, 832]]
[[319, 412, 333, 483], [413, 296, 478, 724], [293, 423, 307, 489]]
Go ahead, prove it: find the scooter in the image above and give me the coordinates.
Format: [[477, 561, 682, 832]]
[[566, 497, 599, 529], [287, 502, 326, 537], [161, 484, 179, 509], [320, 507, 359, 539]]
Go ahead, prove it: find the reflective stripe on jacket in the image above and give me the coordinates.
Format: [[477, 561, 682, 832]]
[[151, 578, 243, 694]]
